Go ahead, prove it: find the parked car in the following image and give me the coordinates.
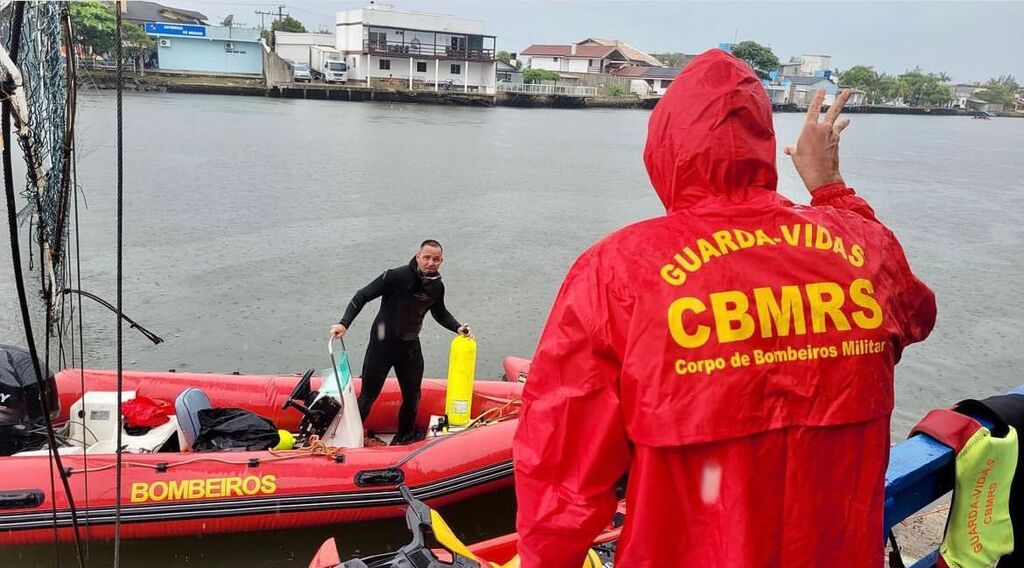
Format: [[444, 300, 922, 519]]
[[292, 61, 311, 83]]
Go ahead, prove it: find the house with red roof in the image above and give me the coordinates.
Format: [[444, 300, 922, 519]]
[[521, 38, 662, 75]]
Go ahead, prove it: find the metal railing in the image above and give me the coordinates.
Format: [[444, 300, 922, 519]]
[[496, 82, 597, 97], [363, 40, 494, 61]]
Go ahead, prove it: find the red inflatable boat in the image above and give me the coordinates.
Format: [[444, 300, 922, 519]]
[[0, 368, 524, 545], [501, 357, 530, 383]]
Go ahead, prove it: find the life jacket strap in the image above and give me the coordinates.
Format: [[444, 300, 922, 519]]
[[910, 408, 982, 453]]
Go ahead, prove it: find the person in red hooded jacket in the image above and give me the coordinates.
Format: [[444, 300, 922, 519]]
[[513, 49, 936, 567]]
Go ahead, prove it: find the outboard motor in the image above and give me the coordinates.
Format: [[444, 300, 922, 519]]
[[0, 345, 59, 456]]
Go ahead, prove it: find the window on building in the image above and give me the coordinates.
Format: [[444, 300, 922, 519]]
[[369, 30, 386, 50], [379, 59, 391, 70], [553, 57, 559, 62], [588, 59, 594, 66], [417, 61, 427, 72], [450, 64, 461, 75]]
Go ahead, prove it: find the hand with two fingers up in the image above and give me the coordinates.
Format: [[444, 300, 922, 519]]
[[784, 88, 853, 194]]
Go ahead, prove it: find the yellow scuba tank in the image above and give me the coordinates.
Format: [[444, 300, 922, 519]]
[[445, 334, 477, 427]]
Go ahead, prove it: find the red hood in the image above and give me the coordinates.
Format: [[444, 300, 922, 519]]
[[643, 49, 778, 213]]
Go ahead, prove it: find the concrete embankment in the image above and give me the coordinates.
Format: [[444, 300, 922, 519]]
[[79, 70, 1024, 117]]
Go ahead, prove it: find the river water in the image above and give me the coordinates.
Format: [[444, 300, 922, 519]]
[[1, 92, 1022, 566]]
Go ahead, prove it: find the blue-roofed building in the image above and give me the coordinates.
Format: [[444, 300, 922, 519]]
[[782, 75, 838, 105], [145, 23, 263, 76]]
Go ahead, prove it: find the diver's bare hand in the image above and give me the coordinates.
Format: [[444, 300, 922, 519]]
[[785, 89, 852, 193], [330, 324, 347, 339]]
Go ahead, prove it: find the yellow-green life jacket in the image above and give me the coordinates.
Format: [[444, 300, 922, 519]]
[[912, 408, 1017, 568]]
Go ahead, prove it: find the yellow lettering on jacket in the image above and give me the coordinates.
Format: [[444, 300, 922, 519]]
[[709, 291, 755, 343], [667, 297, 710, 348], [753, 285, 807, 338], [658, 225, 869, 286], [805, 282, 852, 333], [850, 278, 883, 329], [667, 280, 883, 349]]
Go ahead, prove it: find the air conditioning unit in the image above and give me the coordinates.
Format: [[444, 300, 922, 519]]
[[158, 38, 171, 47], [224, 42, 235, 50]]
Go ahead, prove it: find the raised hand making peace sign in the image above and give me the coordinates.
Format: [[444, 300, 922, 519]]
[[784, 88, 853, 193]]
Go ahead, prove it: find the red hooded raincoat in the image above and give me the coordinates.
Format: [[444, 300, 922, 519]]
[[513, 50, 937, 567]]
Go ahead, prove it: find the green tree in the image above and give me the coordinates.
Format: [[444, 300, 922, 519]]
[[877, 73, 898, 103], [838, 65, 876, 90], [271, 15, 306, 33], [730, 41, 779, 79], [838, 65, 881, 103], [922, 82, 952, 106], [883, 68, 950, 107], [976, 75, 1019, 106], [523, 68, 558, 84], [70, 1, 153, 56]]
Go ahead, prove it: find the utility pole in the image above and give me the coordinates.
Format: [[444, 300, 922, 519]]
[[254, 9, 272, 31], [276, 5, 287, 24]]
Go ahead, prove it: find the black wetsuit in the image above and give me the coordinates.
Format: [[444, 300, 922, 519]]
[[339, 258, 461, 443]]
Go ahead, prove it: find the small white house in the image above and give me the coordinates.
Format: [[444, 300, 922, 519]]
[[496, 61, 522, 83], [779, 62, 802, 77], [274, 31, 336, 64], [946, 83, 984, 109], [796, 55, 832, 76], [336, 4, 498, 94], [616, 65, 681, 96], [764, 82, 791, 104], [785, 75, 839, 106], [521, 44, 630, 74], [842, 87, 867, 106], [779, 55, 833, 78]]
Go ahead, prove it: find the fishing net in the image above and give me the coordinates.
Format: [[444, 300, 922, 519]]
[[0, 1, 76, 323]]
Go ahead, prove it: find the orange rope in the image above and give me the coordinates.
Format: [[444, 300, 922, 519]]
[[287, 435, 344, 458]]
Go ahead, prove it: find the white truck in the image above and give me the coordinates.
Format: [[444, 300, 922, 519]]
[[309, 46, 348, 83]]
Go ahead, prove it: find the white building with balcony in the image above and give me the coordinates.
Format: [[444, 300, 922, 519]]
[[336, 4, 497, 94], [946, 83, 984, 109]]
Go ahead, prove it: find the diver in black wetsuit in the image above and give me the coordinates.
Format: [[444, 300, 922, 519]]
[[330, 240, 473, 445]]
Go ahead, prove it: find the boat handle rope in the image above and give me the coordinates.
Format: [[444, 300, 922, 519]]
[[390, 401, 520, 470]]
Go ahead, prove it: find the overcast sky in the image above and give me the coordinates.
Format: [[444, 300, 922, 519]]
[[185, 1, 1024, 83]]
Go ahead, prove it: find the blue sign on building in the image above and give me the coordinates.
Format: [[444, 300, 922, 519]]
[[144, 22, 207, 37], [718, 43, 734, 53]]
